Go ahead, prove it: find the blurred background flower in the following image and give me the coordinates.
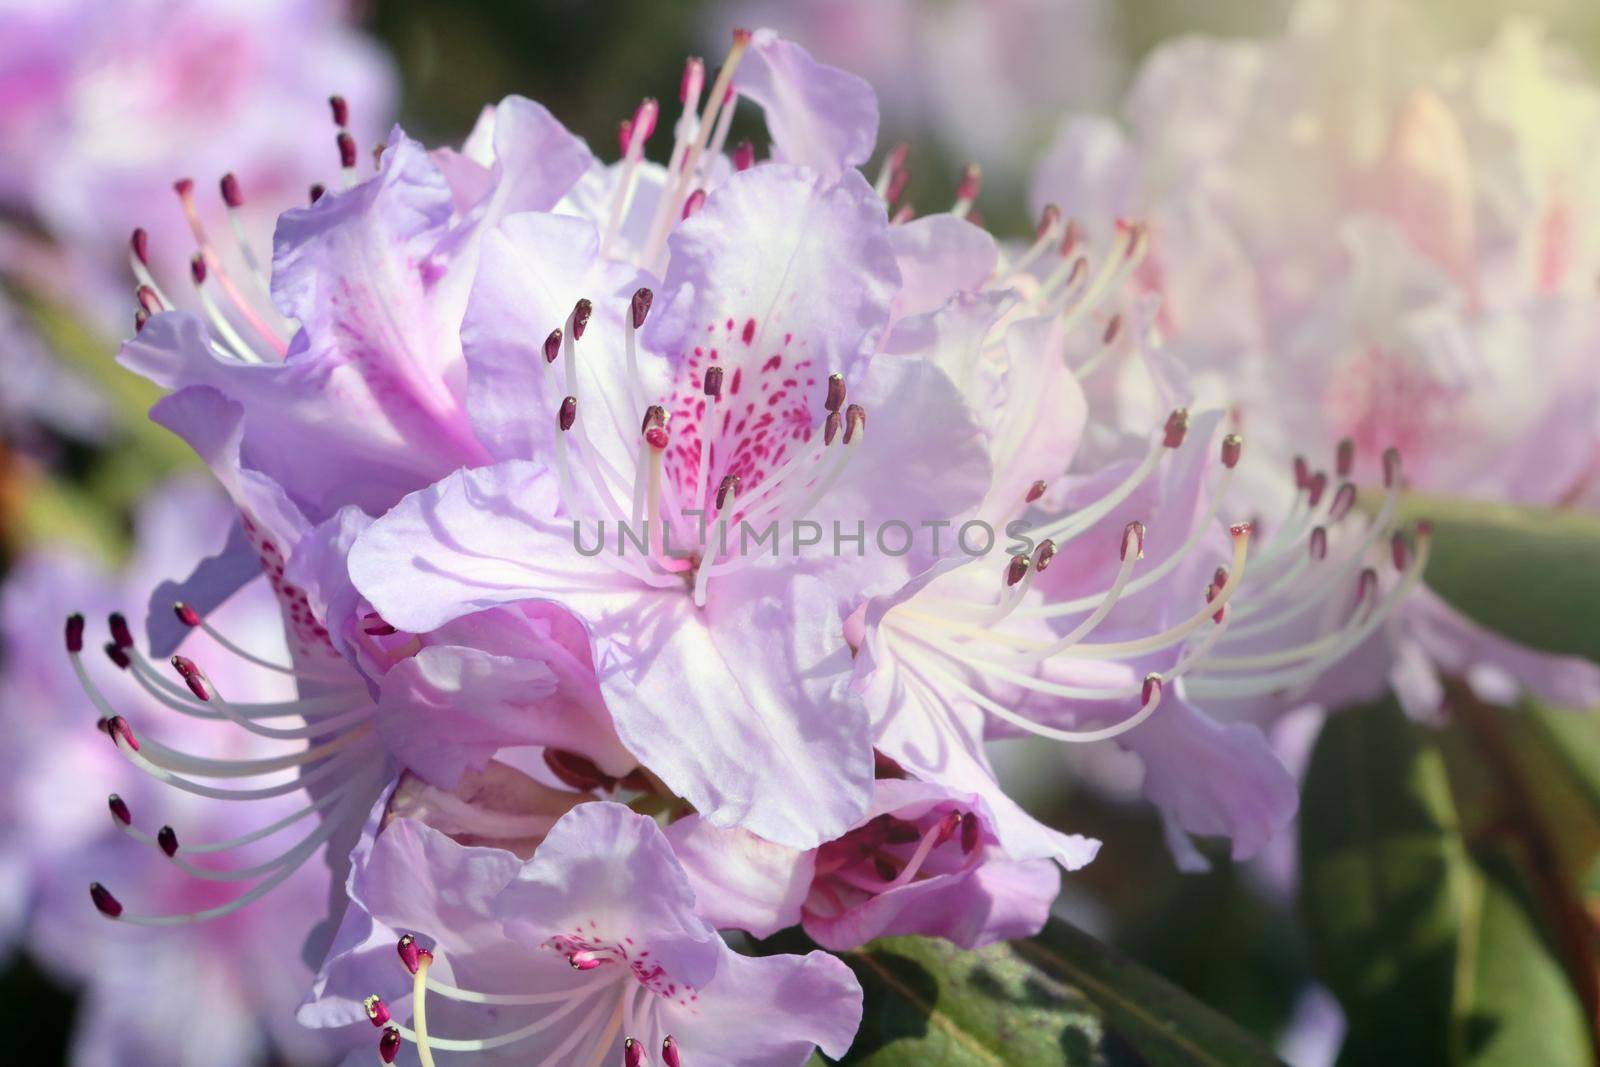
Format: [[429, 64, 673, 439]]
[[3, 2, 1599, 1065]]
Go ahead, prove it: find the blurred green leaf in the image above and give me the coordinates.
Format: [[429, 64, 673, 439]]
[[1301, 694, 1471, 1064], [1455, 847, 1591, 1067], [836, 921, 1283, 1066], [1303, 697, 1599, 1066], [1387, 491, 1600, 662]]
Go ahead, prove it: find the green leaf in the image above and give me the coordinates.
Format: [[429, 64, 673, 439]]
[[1301, 694, 1472, 1064], [835, 921, 1283, 1066], [1301, 697, 1599, 1066], [1453, 848, 1592, 1067], [1385, 491, 1600, 662]]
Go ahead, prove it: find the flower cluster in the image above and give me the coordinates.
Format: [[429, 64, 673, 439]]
[[30, 21, 1444, 1067], [1031, 0, 1600, 721]]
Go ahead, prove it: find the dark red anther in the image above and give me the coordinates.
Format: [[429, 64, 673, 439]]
[[732, 139, 755, 171], [1005, 554, 1031, 587], [189, 254, 207, 285], [329, 95, 350, 127], [337, 131, 358, 168], [544, 328, 563, 363], [1213, 566, 1230, 590], [104, 643, 130, 671], [883, 819, 921, 845], [617, 119, 633, 155], [825, 373, 846, 413], [1025, 480, 1047, 504], [157, 825, 179, 857], [1035, 203, 1061, 241], [89, 882, 122, 918], [108, 612, 133, 649], [108, 795, 131, 826], [173, 177, 195, 199], [173, 601, 201, 627], [1230, 521, 1253, 540], [1102, 314, 1122, 345], [1306, 471, 1327, 508], [378, 1027, 401, 1064], [1391, 531, 1409, 571], [624, 1037, 647, 1067], [703, 365, 724, 397], [172, 656, 208, 701], [715, 474, 740, 511], [823, 411, 842, 446], [873, 854, 900, 882], [134, 309, 149, 333], [886, 166, 910, 205], [890, 203, 916, 225], [397, 934, 422, 974], [955, 162, 981, 202], [1336, 438, 1355, 478], [1416, 519, 1433, 540], [680, 56, 706, 103], [571, 298, 593, 340], [1382, 447, 1402, 488], [1141, 673, 1162, 706], [959, 810, 980, 853], [130, 228, 150, 266], [363, 995, 390, 1027], [631, 287, 654, 330], [137, 285, 162, 313], [1221, 433, 1243, 469], [308, 183, 326, 204], [884, 142, 909, 175], [1329, 482, 1357, 522], [1293, 455, 1310, 490], [662, 1034, 682, 1067], [1122, 521, 1146, 561], [1060, 219, 1083, 257], [558, 396, 578, 432], [631, 98, 658, 145], [732, 26, 753, 44], [1309, 526, 1328, 561], [931, 810, 962, 848], [1034, 539, 1056, 572], [543, 749, 617, 793], [1356, 567, 1378, 605], [842, 404, 866, 445], [642, 406, 669, 449], [219, 172, 243, 208], [65, 613, 85, 654], [1124, 220, 1147, 260], [682, 189, 707, 219], [1162, 408, 1190, 448]]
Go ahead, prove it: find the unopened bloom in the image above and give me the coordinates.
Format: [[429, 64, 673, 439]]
[[304, 802, 861, 1066]]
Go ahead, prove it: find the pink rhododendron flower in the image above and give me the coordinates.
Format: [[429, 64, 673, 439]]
[[303, 802, 861, 1066], [1029, 1, 1600, 717], [25, 19, 1450, 1066], [0, 0, 393, 445]]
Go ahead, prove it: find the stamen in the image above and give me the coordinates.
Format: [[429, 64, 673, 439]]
[[952, 163, 981, 219]]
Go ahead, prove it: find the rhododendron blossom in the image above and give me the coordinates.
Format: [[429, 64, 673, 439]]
[[20, 19, 1450, 1067]]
